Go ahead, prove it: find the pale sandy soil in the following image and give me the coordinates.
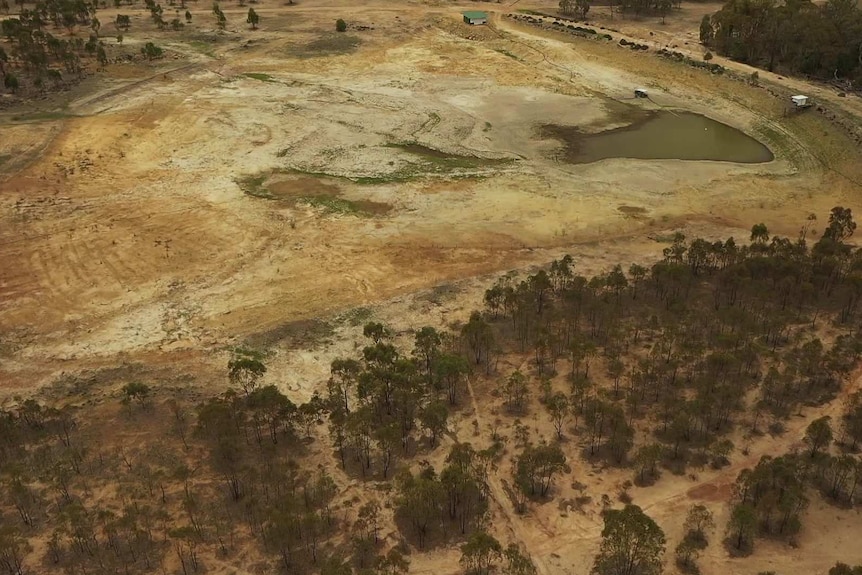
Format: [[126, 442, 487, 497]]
[[1, 2, 862, 574]]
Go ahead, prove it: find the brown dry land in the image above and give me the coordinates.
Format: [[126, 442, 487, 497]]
[[2, 1, 862, 573]]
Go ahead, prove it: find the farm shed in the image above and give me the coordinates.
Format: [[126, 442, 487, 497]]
[[463, 11, 488, 25], [791, 95, 810, 108]]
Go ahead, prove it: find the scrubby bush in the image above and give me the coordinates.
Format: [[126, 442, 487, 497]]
[[141, 42, 164, 60], [336, 18, 347, 32], [4, 73, 19, 92]]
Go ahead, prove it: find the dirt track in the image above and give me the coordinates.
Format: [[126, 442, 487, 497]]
[[1, 2, 862, 572]]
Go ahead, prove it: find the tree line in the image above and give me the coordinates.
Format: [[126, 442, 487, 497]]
[[0, 0, 106, 94], [701, 0, 862, 86], [472, 208, 860, 480], [559, 0, 682, 23], [0, 0, 269, 95]]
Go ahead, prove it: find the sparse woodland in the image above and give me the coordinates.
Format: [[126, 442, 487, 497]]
[[0, 0, 250, 99], [0, 207, 861, 574], [0, 0, 109, 97]]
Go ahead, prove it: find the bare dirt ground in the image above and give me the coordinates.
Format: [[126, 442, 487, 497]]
[[2, 1, 862, 573]]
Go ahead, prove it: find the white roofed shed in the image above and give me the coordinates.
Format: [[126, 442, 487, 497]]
[[791, 95, 810, 107]]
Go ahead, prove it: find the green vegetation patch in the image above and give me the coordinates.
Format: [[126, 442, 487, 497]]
[[351, 168, 428, 185], [243, 72, 276, 82], [281, 142, 509, 187], [10, 110, 78, 122], [298, 195, 360, 214], [235, 173, 271, 198], [244, 318, 334, 349], [648, 232, 679, 243], [493, 49, 522, 61], [284, 166, 435, 186], [386, 142, 513, 172], [617, 205, 648, 219], [417, 283, 462, 306], [293, 34, 361, 58], [42, 363, 155, 401], [280, 168, 353, 181], [237, 171, 391, 216], [186, 40, 216, 57], [334, 306, 374, 327], [298, 194, 391, 216], [754, 122, 790, 150]]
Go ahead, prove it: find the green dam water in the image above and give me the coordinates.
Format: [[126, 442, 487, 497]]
[[540, 111, 775, 164]]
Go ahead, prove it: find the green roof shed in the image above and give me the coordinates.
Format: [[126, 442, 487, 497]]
[[462, 11, 488, 25]]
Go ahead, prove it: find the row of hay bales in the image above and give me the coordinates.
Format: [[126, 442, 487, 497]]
[[508, 14, 613, 42], [619, 38, 649, 51], [657, 48, 726, 75]]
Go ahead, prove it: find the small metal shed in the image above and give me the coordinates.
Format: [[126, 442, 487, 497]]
[[463, 11, 488, 25], [791, 95, 810, 107]]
